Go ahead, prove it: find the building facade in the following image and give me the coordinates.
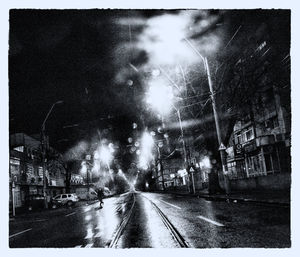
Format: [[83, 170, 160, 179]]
[[225, 85, 291, 190], [9, 133, 66, 210]]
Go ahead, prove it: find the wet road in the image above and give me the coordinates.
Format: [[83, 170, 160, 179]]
[[9, 191, 290, 248], [9, 192, 134, 248]]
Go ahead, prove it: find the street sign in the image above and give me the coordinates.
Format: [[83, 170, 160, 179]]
[[218, 143, 226, 151], [189, 167, 195, 173], [236, 143, 242, 153]]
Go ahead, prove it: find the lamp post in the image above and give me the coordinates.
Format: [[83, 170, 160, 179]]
[[41, 100, 63, 209], [85, 155, 92, 201], [173, 105, 195, 194], [184, 38, 230, 194]]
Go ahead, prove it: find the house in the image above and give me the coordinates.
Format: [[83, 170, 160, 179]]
[[9, 133, 66, 210], [225, 85, 291, 191]]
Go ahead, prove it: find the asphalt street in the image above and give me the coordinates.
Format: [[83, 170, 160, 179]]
[[9, 191, 290, 248]]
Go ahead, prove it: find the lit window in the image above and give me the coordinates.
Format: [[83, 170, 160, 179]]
[[13, 146, 24, 152]]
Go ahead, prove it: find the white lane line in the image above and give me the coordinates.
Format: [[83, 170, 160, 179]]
[[65, 212, 76, 217], [94, 232, 101, 238], [34, 219, 47, 222], [84, 229, 94, 239], [9, 228, 32, 238], [198, 215, 224, 227], [75, 245, 82, 248], [159, 199, 182, 209], [85, 243, 93, 248]]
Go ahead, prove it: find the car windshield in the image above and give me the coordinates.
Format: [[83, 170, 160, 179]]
[[53, 195, 60, 199]]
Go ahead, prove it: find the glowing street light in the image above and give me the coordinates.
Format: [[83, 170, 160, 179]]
[[146, 79, 174, 115], [99, 145, 113, 166], [138, 131, 154, 170]]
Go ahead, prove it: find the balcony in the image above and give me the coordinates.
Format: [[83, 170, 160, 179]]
[[256, 135, 275, 147]]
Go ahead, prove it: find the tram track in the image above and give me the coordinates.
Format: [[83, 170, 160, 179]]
[[106, 192, 136, 248], [107, 192, 189, 248]]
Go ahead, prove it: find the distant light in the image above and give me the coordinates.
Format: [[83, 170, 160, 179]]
[[141, 132, 154, 150], [99, 145, 113, 164], [133, 123, 138, 129], [127, 80, 134, 86], [130, 146, 136, 153], [136, 149, 141, 155], [135, 142, 140, 147], [164, 133, 169, 138], [128, 137, 133, 143], [109, 143, 115, 153], [158, 141, 164, 148], [152, 69, 160, 77], [200, 156, 212, 169]]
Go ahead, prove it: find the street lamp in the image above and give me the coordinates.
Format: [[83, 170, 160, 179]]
[[183, 37, 230, 194], [41, 100, 63, 209]]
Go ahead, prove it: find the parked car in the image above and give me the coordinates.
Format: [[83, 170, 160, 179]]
[[25, 194, 45, 211], [52, 193, 79, 208], [75, 188, 98, 200]]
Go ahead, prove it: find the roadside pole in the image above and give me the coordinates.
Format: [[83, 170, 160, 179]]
[[190, 167, 196, 194], [204, 57, 230, 195], [12, 181, 16, 217]]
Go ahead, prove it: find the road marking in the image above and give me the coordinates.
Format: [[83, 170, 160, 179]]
[[65, 212, 76, 217], [75, 245, 82, 248], [85, 243, 93, 248], [9, 228, 32, 238], [94, 232, 101, 237], [159, 199, 182, 209], [85, 229, 94, 239], [197, 215, 224, 227], [34, 219, 47, 222]]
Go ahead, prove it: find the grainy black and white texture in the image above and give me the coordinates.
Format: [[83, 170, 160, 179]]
[[9, 9, 291, 248]]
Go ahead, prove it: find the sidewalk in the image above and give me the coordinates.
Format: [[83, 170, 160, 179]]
[[158, 188, 290, 207]]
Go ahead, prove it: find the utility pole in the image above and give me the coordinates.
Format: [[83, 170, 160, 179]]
[[157, 145, 165, 191], [204, 57, 230, 195], [184, 37, 230, 194], [41, 127, 48, 209], [176, 108, 194, 194], [41, 100, 63, 209], [85, 155, 92, 201]]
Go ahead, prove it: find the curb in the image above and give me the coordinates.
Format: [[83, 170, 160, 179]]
[[198, 194, 290, 207], [153, 191, 290, 207]]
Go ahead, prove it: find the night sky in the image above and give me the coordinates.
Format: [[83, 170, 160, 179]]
[[9, 9, 289, 157], [9, 9, 162, 152]]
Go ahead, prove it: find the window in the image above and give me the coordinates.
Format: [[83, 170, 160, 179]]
[[235, 133, 242, 144], [265, 154, 272, 173], [13, 146, 24, 152], [265, 116, 279, 129], [245, 128, 254, 141], [247, 155, 264, 177], [62, 195, 67, 199], [264, 152, 280, 173]]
